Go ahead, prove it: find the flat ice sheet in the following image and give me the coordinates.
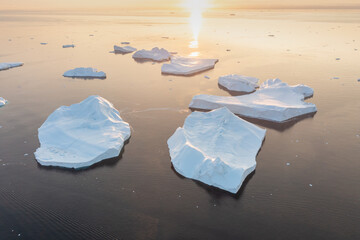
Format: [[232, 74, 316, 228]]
[[114, 45, 137, 53], [218, 74, 259, 92], [0, 97, 8, 107], [190, 78, 317, 122], [0, 62, 23, 71], [161, 57, 218, 76], [63, 67, 106, 78], [132, 47, 171, 61]]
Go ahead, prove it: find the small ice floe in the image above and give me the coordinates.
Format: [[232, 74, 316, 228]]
[[0, 62, 23, 71], [204, 75, 210, 79], [121, 42, 130, 44], [63, 67, 106, 79], [132, 47, 171, 61], [24, 154, 28, 156], [63, 44, 75, 48], [114, 45, 137, 54], [161, 57, 218, 76], [189, 78, 317, 123], [34, 95, 131, 169], [40, 42, 48, 45], [218, 74, 259, 93], [309, 184, 313, 187], [167, 107, 266, 194], [286, 163, 290, 166], [0, 97, 8, 107]]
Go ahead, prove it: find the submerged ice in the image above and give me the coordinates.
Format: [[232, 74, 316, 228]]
[[189, 78, 317, 122], [35, 95, 131, 169], [63, 67, 106, 78], [168, 107, 266, 194], [161, 57, 218, 76]]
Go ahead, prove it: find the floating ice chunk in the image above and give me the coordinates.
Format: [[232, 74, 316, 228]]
[[114, 45, 137, 53], [63, 67, 106, 79], [132, 47, 171, 61], [63, 44, 75, 48], [167, 107, 266, 194], [161, 57, 218, 76], [34, 95, 131, 169], [0, 97, 8, 107], [0, 62, 23, 71], [189, 78, 317, 123], [218, 74, 259, 92]]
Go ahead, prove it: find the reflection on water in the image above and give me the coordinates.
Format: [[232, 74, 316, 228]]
[[183, 0, 211, 55]]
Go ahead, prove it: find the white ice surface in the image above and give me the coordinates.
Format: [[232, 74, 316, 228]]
[[114, 45, 137, 53], [0, 97, 8, 107], [168, 107, 266, 193], [218, 74, 259, 92], [0, 62, 23, 71], [132, 47, 171, 61], [189, 78, 317, 122], [35, 95, 131, 169], [63, 67, 106, 78], [161, 57, 218, 76]]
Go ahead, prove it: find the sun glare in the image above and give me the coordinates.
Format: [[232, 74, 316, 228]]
[[182, 0, 211, 51]]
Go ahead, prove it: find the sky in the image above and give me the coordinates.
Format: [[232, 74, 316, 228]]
[[2, 0, 360, 11]]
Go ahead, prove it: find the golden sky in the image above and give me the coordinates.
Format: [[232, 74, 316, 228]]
[[2, 0, 360, 11]]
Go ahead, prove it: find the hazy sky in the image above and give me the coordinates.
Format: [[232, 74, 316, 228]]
[[3, 0, 360, 11]]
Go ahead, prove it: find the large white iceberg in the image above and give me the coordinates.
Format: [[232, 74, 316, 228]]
[[168, 107, 266, 193], [63, 67, 106, 78], [218, 74, 259, 92], [0, 62, 23, 71], [189, 78, 316, 123], [0, 97, 8, 107], [161, 57, 218, 76], [132, 47, 171, 61], [35, 95, 131, 169], [114, 45, 137, 53]]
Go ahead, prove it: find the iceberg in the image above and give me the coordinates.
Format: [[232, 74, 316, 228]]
[[63, 67, 106, 79], [114, 45, 137, 53], [168, 107, 266, 193], [0, 62, 23, 71], [0, 97, 8, 107], [161, 57, 218, 76], [218, 74, 259, 92], [132, 47, 171, 61], [63, 44, 75, 48], [35, 95, 131, 169], [189, 78, 317, 123]]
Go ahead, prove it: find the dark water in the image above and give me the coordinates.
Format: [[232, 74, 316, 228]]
[[0, 11, 359, 239]]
